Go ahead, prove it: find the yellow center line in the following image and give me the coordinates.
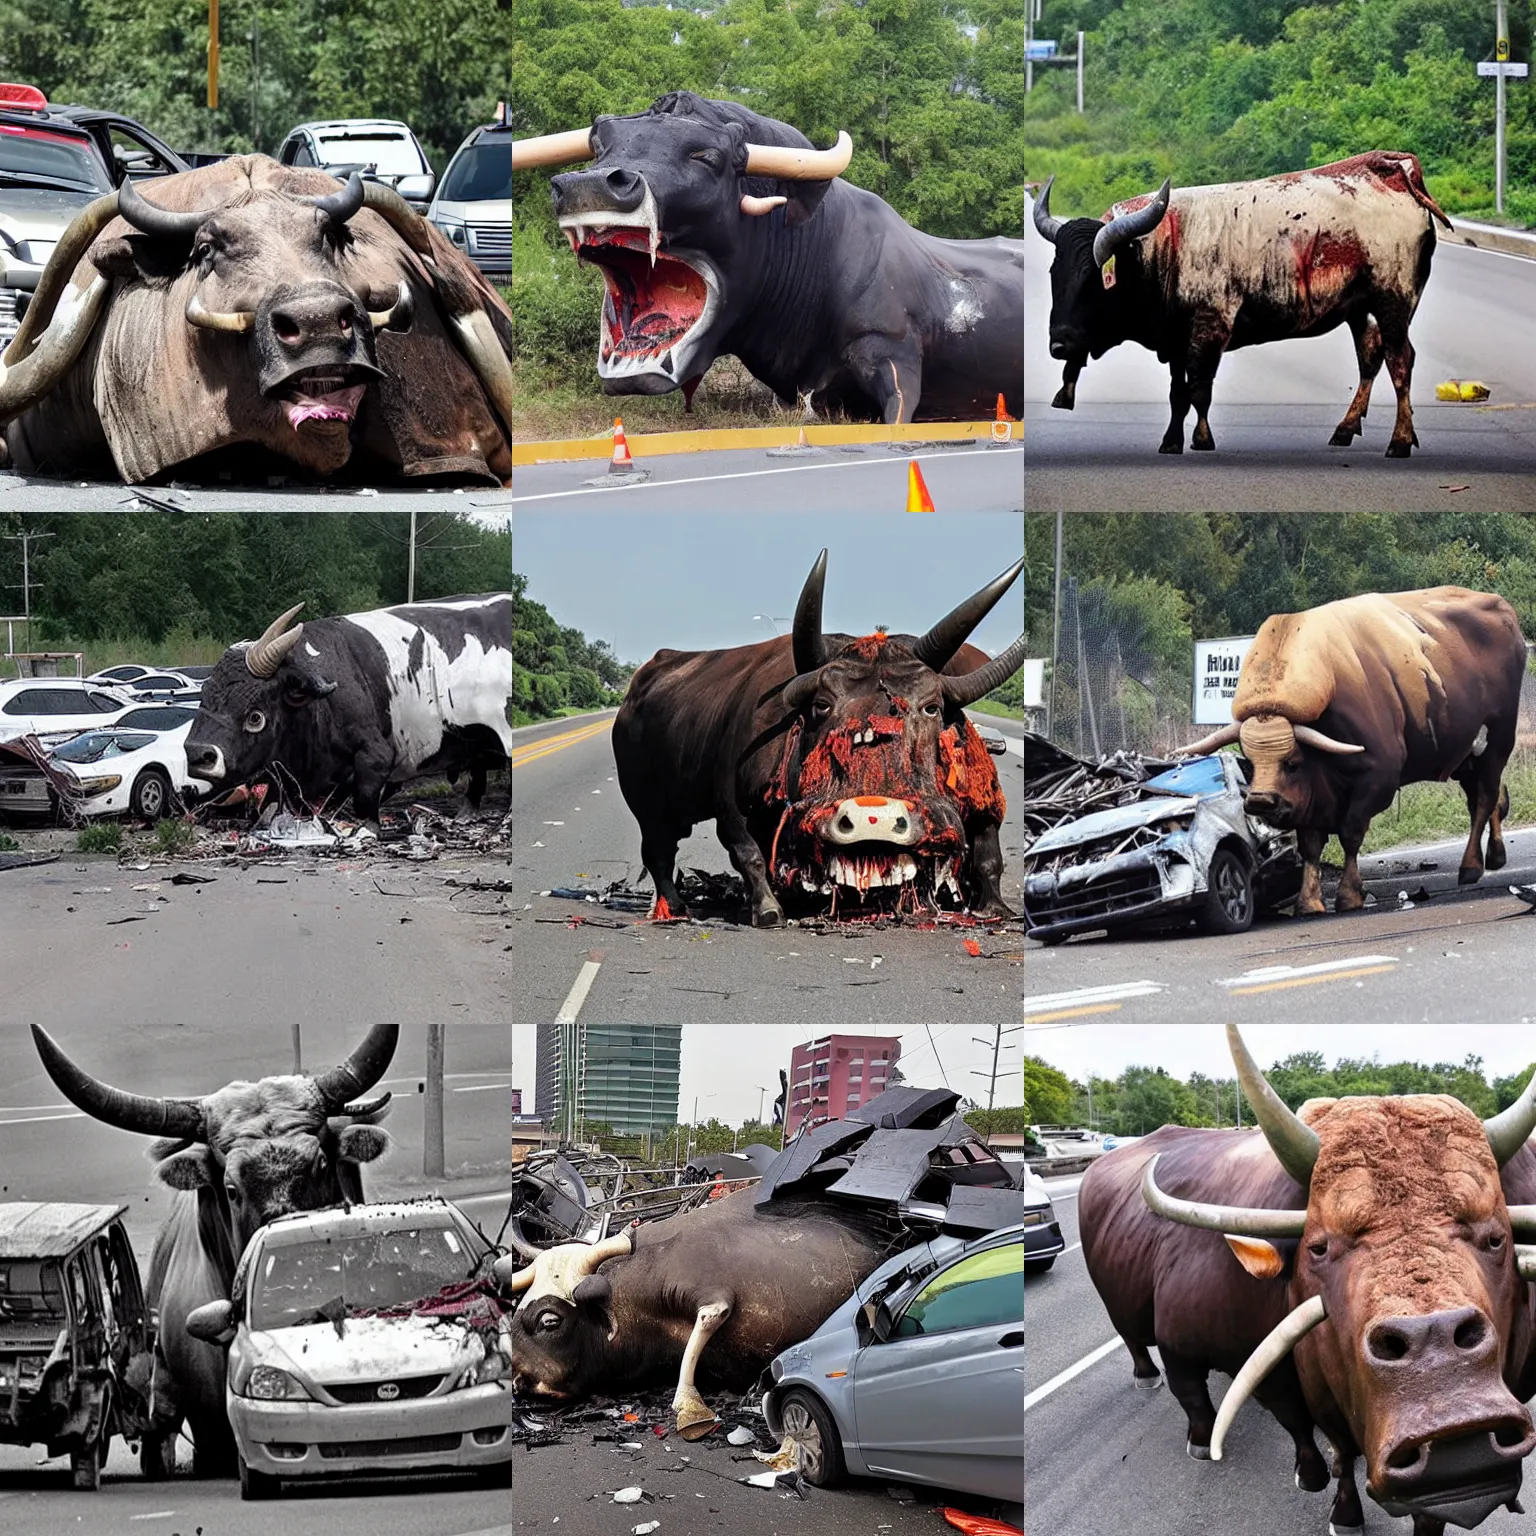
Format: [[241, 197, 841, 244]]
[[1023, 1002, 1124, 1025], [1228, 963, 1398, 997], [511, 719, 612, 768]]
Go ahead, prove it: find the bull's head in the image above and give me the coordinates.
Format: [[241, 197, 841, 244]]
[[1030, 176, 1170, 407], [513, 92, 851, 396], [184, 604, 337, 793], [31, 1023, 396, 1257], [769, 550, 1024, 910], [1144, 1024, 1536, 1528], [1178, 714, 1365, 829]]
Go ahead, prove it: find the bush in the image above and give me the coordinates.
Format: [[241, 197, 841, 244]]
[[0, 832, 18, 852], [153, 820, 197, 855], [77, 823, 123, 854]]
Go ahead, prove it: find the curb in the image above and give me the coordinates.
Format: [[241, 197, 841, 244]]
[[1443, 218, 1536, 263]]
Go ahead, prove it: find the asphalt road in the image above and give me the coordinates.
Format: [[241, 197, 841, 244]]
[[1024, 195, 1536, 511], [510, 442, 1023, 514], [0, 476, 512, 512], [508, 712, 1025, 1025], [1025, 826, 1536, 1024], [1026, 1174, 1536, 1535]]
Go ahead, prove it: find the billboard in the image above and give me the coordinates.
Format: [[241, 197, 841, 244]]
[[1192, 635, 1256, 725]]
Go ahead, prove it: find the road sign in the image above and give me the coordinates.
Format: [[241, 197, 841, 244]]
[[1479, 60, 1529, 76], [1026, 39, 1058, 59], [1498, 35, 1510, 61], [1192, 636, 1257, 725]]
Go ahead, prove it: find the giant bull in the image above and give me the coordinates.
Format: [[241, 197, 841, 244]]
[[611, 551, 1025, 925], [1179, 587, 1527, 914], [501, 1191, 892, 1438], [30, 1023, 397, 1477], [1080, 1025, 1536, 1536], [185, 593, 513, 820], [1031, 152, 1450, 456], [0, 157, 512, 484], [513, 91, 1022, 423]]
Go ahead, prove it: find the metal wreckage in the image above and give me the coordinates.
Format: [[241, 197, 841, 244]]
[[501, 1086, 1025, 1439]]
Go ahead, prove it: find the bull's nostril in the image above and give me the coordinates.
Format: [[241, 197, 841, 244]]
[[1495, 1423, 1528, 1448], [273, 313, 301, 344], [893, 817, 908, 833], [836, 815, 854, 833], [1368, 1325, 1409, 1362], [1454, 1315, 1488, 1351]]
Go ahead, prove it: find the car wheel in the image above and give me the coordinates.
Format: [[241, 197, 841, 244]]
[[239, 1453, 280, 1501], [775, 1387, 845, 1487], [1198, 847, 1254, 935], [130, 767, 172, 820], [1026, 1257, 1056, 1274], [140, 1431, 177, 1480]]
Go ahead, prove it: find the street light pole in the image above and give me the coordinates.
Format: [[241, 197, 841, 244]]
[[1497, 0, 1509, 213]]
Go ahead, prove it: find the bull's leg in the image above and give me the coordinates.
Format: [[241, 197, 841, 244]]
[[672, 1298, 732, 1439], [1159, 1346, 1217, 1458], [1052, 358, 1082, 411], [1335, 828, 1366, 912], [1411, 1517, 1448, 1536], [1296, 828, 1327, 916], [965, 821, 1013, 918], [1380, 321, 1418, 457], [641, 826, 689, 919], [1185, 338, 1228, 451], [1489, 780, 1511, 870], [1128, 1341, 1162, 1389], [846, 338, 922, 424], [1253, 1376, 1328, 1492], [1329, 313, 1384, 445], [1456, 766, 1501, 886], [1159, 364, 1191, 453], [1330, 1448, 1365, 1535], [714, 803, 784, 926]]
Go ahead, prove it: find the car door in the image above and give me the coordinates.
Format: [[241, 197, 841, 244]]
[[850, 1237, 1024, 1501]]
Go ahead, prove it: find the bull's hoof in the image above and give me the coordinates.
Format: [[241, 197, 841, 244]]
[[1296, 1457, 1330, 1493], [752, 900, 786, 928], [1158, 439, 1184, 455], [1050, 387, 1075, 410], [1335, 889, 1365, 913], [675, 1387, 720, 1440], [1328, 1525, 1365, 1536], [1489, 842, 1508, 871], [1328, 426, 1358, 447], [1191, 429, 1215, 451], [678, 1415, 720, 1441], [1296, 897, 1326, 916], [1187, 1439, 1212, 1461], [1458, 864, 1485, 886], [1132, 1372, 1162, 1391], [1385, 440, 1412, 458]]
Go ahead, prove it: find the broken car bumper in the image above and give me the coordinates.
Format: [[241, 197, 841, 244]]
[[1023, 836, 1202, 941]]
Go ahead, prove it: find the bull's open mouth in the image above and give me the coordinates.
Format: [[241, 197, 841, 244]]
[[786, 841, 966, 911], [273, 369, 370, 430]]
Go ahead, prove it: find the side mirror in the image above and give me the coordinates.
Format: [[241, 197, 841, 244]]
[[863, 1299, 895, 1344], [396, 173, 436, 206], [186, 1299, 235, 1345]]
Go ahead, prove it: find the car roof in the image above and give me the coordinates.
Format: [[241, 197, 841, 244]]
[[288, 119, 418, 135], [0, 1202, 126, 1258], [258, 1198, 463, 1246], [0, 677, 122, 693]]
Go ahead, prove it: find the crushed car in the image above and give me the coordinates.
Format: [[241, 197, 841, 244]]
[[1022, 747, 1302, 944]]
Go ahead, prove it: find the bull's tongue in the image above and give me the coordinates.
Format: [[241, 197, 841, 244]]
[[283, 383, 366, 429]]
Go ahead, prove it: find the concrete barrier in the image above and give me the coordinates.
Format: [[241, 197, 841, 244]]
[[1443, 217, 1536, 263]]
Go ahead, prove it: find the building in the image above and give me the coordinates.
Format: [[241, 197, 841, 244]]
[[510, 1087, 522, 1115], [786, 1034, 900, 1135], [534, 1023, 682, 1137]]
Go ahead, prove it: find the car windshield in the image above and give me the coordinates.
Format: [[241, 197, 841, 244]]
[[52, 730, 153, 762], [116, 707, 194, 729], [314, 132, 424, 176], [0, 128, 109, 192], [440, 141, 510, 203], [250, 1219, 485, 1330], [0, 1259, 68, 1322]]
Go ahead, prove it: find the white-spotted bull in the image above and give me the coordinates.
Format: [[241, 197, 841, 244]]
[[611, 551, 1024, 925], [1179, 587, 1527, 914], [513, 91, 1022, 422], [1031, 152, 1450, 456], [30, 1023, 397, 1477], [500, 1192, 891, 1438], [1081, 1025, 1536, 1536], [0, 157, 512, 483], [185, 593, 512, 820]]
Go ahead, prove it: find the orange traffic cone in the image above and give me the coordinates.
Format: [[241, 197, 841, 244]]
[[995, 393, 1015, 423], [609, 418, 635, 473], [795, 426, 809, 448], [906, 459, 935, 513]]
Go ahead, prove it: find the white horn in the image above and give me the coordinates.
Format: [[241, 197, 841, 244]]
[[449, 311, 513, 434], [1176, 722, 1241, 757], [741, 194, 788, 216], [512, 128, 595, 171], [1141, 1155, 1308, 1238], [246, 604, 305, 678], [185, 293, 254, 333], [1210, 1295, 1328, 1461], [1292, 724, 1365, 756], [744, 131, 853, 182], [0, 275, 111, 424]]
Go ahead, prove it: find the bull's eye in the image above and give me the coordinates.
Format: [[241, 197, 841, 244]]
[[1307, 1239, 1328, 1258], [689, 149, 721, 169], [1489, 1232, 1506, 1251], [812, 699, 832, 718], [536, 1311, 561, 1332], [225, 1184, 240, 1204], [193, 243, 213, 273], [244, 709, 266, 733], [922, 702, 940, 717]]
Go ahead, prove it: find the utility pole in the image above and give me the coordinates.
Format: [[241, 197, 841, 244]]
[[1, 530, 54, 650], [971, 1023, 1025, 1139], [1047, 510, 1063, 737], [1498, 0, 1509, 213], [407, 509, 417, 603], [755, 1085, 768, 1124], [1077, 31, 1086, 114], [424, 1020, 445, 1179]]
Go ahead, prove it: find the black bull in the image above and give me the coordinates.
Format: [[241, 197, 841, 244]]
[[611, 551, 1026, 925], [513, 92, 1023, 423]]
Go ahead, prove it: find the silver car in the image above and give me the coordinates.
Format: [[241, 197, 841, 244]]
[[762, 1225, 1023, 1512], [275, 118, 437, 211], [428, 121, 510, 280]]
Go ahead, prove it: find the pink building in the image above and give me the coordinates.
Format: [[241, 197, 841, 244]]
[[786, 1034, 900, 1135]]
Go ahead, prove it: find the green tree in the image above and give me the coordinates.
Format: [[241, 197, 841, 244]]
[[1025, 1056, 1077, 1123]]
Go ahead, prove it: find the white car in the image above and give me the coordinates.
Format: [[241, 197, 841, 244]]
[[275, 118, 436, 210], [428, 120, 510, 280], [185, 1199, 512, 1500], [0, 678, 135, 745], [48, 706, 200, 819]]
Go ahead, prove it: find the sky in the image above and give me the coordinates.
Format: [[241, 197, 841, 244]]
[[1026, 1023, 1536, 1082], [511, 1023, 1024, 1124], [510, 512, 1023, 666]]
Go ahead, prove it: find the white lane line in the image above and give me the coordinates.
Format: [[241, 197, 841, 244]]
[[128, 1514, 179, 1522], [1024, 1336, 1125, 1412], [555, 959, 603, 1024], [1059, 1242, 1082, 1257], [0, 1112, 83, 1129], [452, 1084, 507, 1093], [1025, 981, 1162, 1014], [513, 446, 1022, 503], [1215, 953, 1398, 986]]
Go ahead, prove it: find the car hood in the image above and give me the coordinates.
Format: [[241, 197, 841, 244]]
[[252, 1313, 482, 1385], [430, 197, 509, 223], [0, 186, 98, 246], [1028, 795, 1201, 855]]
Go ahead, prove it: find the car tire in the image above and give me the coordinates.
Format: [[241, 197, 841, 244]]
[[775, 1387, 845, 1487], [140, 1431, 177, 1480], [130, 767, 172, 820], [239, 1453, 280, 1501], [1026, 1257, 1056, 1274], [1198, 847, 1254, 935]]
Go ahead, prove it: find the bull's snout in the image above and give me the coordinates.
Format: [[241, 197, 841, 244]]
[[1243, 790, 1285, 820], [1366, 1306, 1496, 1374], [551, 166, 648, 218], [264, 287, 367, 358], [823, 796, 919, 848], [185, 741, 225, 781]]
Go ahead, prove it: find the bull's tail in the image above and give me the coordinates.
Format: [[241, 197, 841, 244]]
[[1370, 150, 1454, 230]]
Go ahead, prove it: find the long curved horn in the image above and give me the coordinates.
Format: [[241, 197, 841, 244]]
[[1228, 1024, 1320, 1187], [355, 180, 436, 259], [1292, 724, 1365, 756], [1485, 1067, 1536, 1168], [2, 191, 119, 366], [448, 311, 513, 434], [512, 128, 595, 172], [503, 1255, 536, 1293], [913, 558, 1026, 673], [302, 170, 366, 224], [1141, 1156, 1308, 1238], [311, 1024, 399, 1112], [339, 1091, 392, 1118], [1210, 1295, 1328, 1462], [0, 275, 111, 424], [118, 175, 211, 242], [1032, 176, 1064, 243], [185, 293, 254, 333], [367, 280, 412, 330], [1176, 723, 1241, 756], [744, 131, 853, 182], [1092, 177, 1171, 268], [245, 604, 305, 678], [942, 636, 1026, 709], [30, 1024, 205, 1141], [792, 549, 829, 676]]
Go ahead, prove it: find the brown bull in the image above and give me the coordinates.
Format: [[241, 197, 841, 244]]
[[1080, 1025, 1536, 1536], [1180, 587, 1528, 913], [0, 157, 512, 484]]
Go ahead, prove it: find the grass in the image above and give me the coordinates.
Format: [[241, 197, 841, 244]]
[[0, 832, 17, 852], [77, 823, 123, 854], [510, 704, 615, 728], [153, 820, 197, 855], [7, 631, 231, 678], [970, 699, 1024, 721]]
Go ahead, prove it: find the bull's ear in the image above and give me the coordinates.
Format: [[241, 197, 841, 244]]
[[90, 233, 186, 281], [155, 1147, 213, 1191], [1225, 1235, 1287, 1279], [337, 1124, 391, 1163], [781, 179, 833, 229], [573, 1274, 618, 1340], [284, 669, 337, 701]]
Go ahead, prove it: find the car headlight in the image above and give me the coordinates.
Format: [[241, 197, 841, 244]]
[[245, 1365, 310, 1401], [75, 774, 122, 795]]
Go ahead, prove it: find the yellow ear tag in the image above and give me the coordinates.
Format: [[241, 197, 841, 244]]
[[1101, 254, 1117, 290]]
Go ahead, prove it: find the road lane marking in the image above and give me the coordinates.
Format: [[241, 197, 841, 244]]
[[555, 959, 603, 1024], [1217, 953, 1399, 995], [512, 719, 612, 768], [1025, 981, 1162, 1019], [1024, 1336, 1125, 1412], [0, 1112, 84, 1128], [1024, 1002, 1124, 1024]]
